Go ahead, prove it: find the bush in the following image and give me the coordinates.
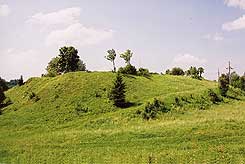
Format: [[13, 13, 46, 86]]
[[28, 92, 40, 102], [137, 68, 150, 77], [207, 89, 221, 104], [0, 90, 5, 107], [169, 67, 185, 76], [219, 74, 229, 96], [142, 99, 169, 120], [118, 64, 137, 75]]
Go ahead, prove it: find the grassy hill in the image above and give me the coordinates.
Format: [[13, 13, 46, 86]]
[[0, 72, 245, 163]]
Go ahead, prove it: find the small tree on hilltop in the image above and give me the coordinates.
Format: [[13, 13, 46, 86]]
[[109, 73, 126, 107], [198, 67, 204, 78], [219, 74, 229, 96], [0, 77, 8, 92], [105, 49, 117, 72], [58, 46, 80, 73], [18, 75, 24, 86], [120, 49, 133, 65], [46, 57, 60, 77], [170, 67, 185, 76]]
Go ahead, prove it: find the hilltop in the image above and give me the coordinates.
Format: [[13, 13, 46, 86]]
[[0, 72, 245, 163]]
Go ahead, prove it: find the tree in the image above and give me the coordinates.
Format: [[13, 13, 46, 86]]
[[18, 75, 24, 86], [105, 49, 117, 72], [77, 59, 86, 71], [240, 75, 245, 91], [230, 72, 240, 88], [120, 49, 133, 65], [186, 66, 201, 79], [109, 73, 126, 107], [165, 69, 171, 75], [46, 55, 86, 77], [46, 57, 60, 77], [58, 46, 80, 73], [0, 77, 8, 92], [0, 90, 5, 107], [118, 64, 137, 75], [0, 78, 6, 108], [170, 67, 185, 76], [198, 67, 204, 78], [219, 74, 229, 96]]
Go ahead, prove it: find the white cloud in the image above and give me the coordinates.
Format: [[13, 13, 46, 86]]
[[46, 23, 114, 47], [0, 4, 10, 17], [26, 7, 81, 27], [171, 54, 206, 69], [0, 49, 45, 81], [222, 15, 245, 31], [224, 0, 245, 9], [203, 33, 224, 41]]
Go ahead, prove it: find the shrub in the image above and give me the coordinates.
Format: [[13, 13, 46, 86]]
[[207, 89, 221, 104], [137, 68, 150, 77], [118, 64, 137, 75], [28, 92, 40, 102], [75, 104, 89, 114], [169, 67, 185, 76], [219, 74, 229, 96], [0, 90, 5, 107], [142, 99, 169, 120]]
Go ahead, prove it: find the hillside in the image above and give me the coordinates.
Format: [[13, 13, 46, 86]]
[[0, 72, 245, 163]]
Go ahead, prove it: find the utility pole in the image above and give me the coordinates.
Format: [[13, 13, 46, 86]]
[[226, 61, 233, 84]]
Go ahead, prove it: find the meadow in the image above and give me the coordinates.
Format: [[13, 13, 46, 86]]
[[0, 72, 244, 163]]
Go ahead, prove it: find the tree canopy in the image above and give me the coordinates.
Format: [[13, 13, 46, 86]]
[[120, 49, 133, 65], [45, 46, 86, 77], [105, 49, 117, 72]]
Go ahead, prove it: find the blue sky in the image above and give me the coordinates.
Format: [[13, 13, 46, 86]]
[[0, 0, 245, 80]]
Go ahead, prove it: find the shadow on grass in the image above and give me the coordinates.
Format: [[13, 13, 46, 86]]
[[120, 102, 142, 108], [227, 95, 241, 100]]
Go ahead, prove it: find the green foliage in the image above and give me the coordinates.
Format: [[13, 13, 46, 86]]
[[230, 72, 245, 92], [120, 49, 133, 65], [219, 74, 229, 97], [46, 57, 60, 77], [142, 99, 168, 120], [207, 89, 222, 104], [165, 69, 171, 75], [0, 77, 8, 92], [18, 75, 24, 86], [230, 72, 240, 88], [198, 67, 204, 78], [45, 47, 86, 77], [240, 75, 245, 91], [186, 66, 204, 79], [105, 49, 117, 72], [58, 46, 80, 73], [118, 64, 137, 75], [1, 72, 245, 163], [6, 79, 18, 88], [109, 73, 126, 107], [0, 90, 5, 107], [28, 92, 40, 102], [169, 67, 185, 76], [77, 59, 86, 72], [137, 68, 150, 77]]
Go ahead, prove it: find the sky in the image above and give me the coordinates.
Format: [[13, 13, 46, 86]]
[[0, 0, 245, 81]]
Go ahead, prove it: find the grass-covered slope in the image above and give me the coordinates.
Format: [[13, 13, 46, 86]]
[[1, 72, 245, 163]]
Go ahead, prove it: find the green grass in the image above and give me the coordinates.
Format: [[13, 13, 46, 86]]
[[0, 72, 244, 163]]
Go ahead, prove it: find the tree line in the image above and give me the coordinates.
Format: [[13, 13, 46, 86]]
[[1, 45, 245, 112]]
